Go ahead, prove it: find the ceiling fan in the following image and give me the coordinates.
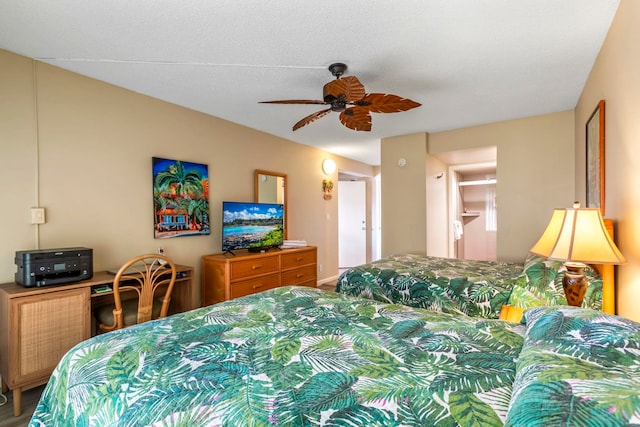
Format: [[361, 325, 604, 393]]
[[260, 63, 421, 132]]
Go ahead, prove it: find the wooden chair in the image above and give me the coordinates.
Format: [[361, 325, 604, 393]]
[[95, 254, 177, 333]]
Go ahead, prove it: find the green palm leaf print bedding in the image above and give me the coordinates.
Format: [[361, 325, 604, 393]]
[[30, 286, 525, 426], [336, 254, 523, 318], [31, 288, 639, 426], [505, 306, 640, 426]]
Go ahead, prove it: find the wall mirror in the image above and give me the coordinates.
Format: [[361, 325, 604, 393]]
[[255, 170, 287, 239]]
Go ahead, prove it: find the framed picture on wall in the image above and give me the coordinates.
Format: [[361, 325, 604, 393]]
[[152, 157, 210, 238], [586, 99, 605, 215]]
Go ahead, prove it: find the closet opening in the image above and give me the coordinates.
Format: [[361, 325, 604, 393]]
[[429, 146, 497, 261]]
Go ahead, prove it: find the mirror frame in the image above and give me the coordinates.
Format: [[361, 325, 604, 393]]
[[254, 169, 288, 240]]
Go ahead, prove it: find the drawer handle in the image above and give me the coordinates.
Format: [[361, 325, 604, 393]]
[[296, 257, 304, 261], [252, 284, 265, 289], [252, 265, 263, 270], [296, 273, 305, 278]]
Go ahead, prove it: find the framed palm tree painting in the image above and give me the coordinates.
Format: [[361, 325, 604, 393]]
[[586, 100, 605, 215], [153, 157, 210, 238]]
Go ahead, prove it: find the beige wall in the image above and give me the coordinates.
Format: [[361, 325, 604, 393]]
[[576, 0, 640, 321], [380, 133, 428, 256], [425, 154, 448, 257], [1, 50, 375, 302], [413, 110, 576, 262]]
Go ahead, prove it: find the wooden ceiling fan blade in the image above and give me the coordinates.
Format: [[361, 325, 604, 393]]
[[260, 99, 327, 105], [356, 93, 421, 113], [323, 76, 366, 102], [339, 107, 372, 131], [292, 108, 332, 131]]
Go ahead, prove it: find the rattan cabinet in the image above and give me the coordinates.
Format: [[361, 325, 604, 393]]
[[0, 285, 91, 416]]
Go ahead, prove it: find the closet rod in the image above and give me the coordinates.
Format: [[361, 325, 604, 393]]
[[458, 178, 496, 187]]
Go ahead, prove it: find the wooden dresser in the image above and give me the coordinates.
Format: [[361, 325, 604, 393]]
[[201, 246, 317, 306]]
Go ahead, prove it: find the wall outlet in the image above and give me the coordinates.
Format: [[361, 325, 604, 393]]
[[319, 264, 324, 273], [157, 247, 164, 255]]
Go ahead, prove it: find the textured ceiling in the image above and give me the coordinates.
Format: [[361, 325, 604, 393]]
[[0, 1, 620, 165]]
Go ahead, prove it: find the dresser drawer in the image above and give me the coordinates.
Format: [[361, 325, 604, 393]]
[[281, 265, 316, 286], [230, 256, 279, 280], [231, 274, 280, 298], [282, 249, 316, 270]]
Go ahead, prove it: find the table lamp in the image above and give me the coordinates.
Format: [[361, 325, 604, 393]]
[[529, 202, 625, 307]]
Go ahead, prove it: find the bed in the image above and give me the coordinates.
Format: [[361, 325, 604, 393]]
[[336, 219, 618, 321], [335, 252, 606, 320], [336, 254, 525, 319], [29, 285, 640, 426]]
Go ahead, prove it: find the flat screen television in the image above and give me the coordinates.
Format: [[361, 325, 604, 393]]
[[222, 201, 284, 253]]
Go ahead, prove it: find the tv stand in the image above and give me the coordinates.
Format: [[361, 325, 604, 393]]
[[201, 246, 317, 306]]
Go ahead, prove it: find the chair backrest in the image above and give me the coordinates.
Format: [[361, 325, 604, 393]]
[[109, 254, 177, 329]]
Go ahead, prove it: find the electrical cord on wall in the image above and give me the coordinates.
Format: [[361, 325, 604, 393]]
[[0, 374, 7, 406]]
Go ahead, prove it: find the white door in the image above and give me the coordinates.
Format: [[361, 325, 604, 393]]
[[339, 181, 367, 268]]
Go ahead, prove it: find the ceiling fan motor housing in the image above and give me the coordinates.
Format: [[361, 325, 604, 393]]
[[328, 62, 347, 78]]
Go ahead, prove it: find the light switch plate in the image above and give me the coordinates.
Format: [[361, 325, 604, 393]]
[[31, 207, 46, 224]]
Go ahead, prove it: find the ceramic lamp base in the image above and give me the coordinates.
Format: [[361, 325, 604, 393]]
[[563, 262, 588, 307]]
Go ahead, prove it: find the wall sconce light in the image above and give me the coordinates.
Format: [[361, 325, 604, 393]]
[[322, 159, 336, 175]]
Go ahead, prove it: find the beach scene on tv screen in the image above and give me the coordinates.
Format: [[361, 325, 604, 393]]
[[223, 202, 284, 249]]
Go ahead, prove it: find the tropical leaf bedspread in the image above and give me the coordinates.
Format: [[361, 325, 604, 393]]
[[336, 254, 523, 319], [30, 286, 640, 426]]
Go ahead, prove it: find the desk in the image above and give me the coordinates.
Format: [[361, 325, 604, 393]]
[[0, 264, 194, 416]]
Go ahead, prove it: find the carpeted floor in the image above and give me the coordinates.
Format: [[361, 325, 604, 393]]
[[317, 283, 336, 292], [0, 384, 44, 427]]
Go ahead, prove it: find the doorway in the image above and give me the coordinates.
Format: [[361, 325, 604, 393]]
[[338, 180, 367, 269]]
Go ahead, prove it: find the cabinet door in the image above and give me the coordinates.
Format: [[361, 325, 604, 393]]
[[11, 287, 90, 387]]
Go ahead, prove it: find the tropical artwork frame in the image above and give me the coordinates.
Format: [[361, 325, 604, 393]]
[[152, 157, 210, 239], [586, 100, 605, 215]]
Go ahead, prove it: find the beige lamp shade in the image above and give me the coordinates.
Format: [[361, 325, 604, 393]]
[[530, 206, 626, 265]]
